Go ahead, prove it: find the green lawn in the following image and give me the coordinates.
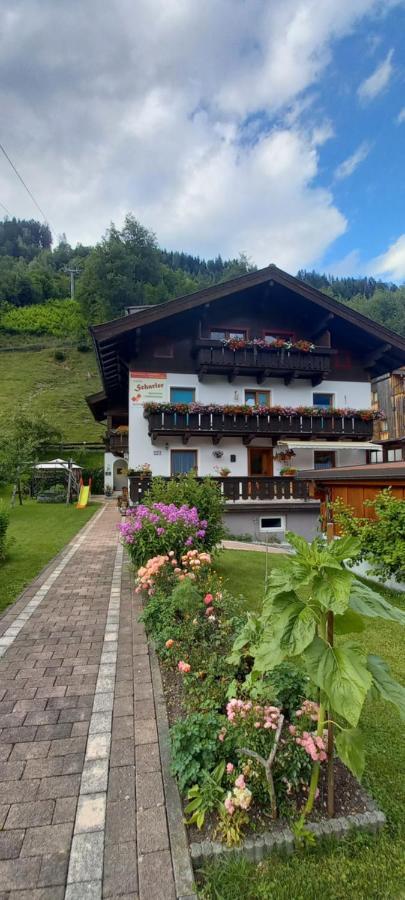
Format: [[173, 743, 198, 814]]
[[0, 497, 100, 613], [0, 346, 104, 442], [200, 550, 405, 900]]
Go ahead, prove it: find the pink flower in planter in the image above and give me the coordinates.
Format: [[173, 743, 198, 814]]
[[203, 594, 213, 605], [165, 639, 174, 649], [226, 763, 234, 774], [235, 774, 245, 789]]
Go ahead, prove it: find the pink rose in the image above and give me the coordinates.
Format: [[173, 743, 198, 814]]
[[203, 594, 213, 605], [224, 794, 235, 816], [177, 660, 191, 673], [235, 774, 245, 789], [226, 763, 234, 774], [205, 607, 214, 616]]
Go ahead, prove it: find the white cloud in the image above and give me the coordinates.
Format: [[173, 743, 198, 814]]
[[334, 141, 372, 180], [0, 0, 402, 267], [369, 234, 405, 281], [396, 106, 405, 124], [357, 49, 395, 103]]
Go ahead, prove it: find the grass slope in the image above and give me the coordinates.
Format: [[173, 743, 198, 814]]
[[0, 497, 100, 614], [0, 346, 104, 441], [201, 550, 405, 900]]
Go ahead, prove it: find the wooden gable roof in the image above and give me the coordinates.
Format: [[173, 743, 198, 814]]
[[89, 264, 405, 393]]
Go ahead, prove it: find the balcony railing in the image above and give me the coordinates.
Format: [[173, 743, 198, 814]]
[[144, 407, 373, 444], [129, 475, 312, 504], [193, 340, 334, 384], [106, 431, 129, 454]]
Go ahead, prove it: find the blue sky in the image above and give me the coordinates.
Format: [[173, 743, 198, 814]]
[[0, 0, 404, 279]]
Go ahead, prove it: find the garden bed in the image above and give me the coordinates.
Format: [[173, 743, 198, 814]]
[[118, 475, 403, 882], [158, 653, 385, 864]]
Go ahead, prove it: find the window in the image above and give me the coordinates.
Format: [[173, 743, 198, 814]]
[[170, 387, 195, 404], [260, 515, 285, 532], [209, 329, 246, 341], [313, 392, 334, 409], [171, 450, 197, 475], [245, 389, 271, 407], [264, 332, 293, 344], [314, 450, 336, 470]]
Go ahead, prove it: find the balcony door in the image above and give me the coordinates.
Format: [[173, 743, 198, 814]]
[[248, 448, 273, 476]]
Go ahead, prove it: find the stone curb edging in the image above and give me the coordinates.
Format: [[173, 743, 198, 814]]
[[189, 807, 386, 869], [149, 642, 198, 900]]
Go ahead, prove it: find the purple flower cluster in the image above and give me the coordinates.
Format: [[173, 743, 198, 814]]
[[118, 501, 208, 565]]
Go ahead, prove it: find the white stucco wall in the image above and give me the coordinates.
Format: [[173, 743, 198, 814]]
[[128, 373, 371, 476], [104, 452, 129, 491]]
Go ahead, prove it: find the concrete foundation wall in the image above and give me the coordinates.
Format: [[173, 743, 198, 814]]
[[223, 502, 320, 542]]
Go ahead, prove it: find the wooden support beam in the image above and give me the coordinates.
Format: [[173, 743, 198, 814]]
[[182, 433, 190, 445], [228, 368, 240, 383], [212, 434, 222, 445], [364, 343, 392, 369], [257, 369, 270, 384], [311, 373, 325, 387], [198, 367, 207, 383], [242, 434, 254, 445]]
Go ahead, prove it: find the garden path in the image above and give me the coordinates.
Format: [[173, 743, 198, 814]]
[[0, 504, 178, 900]]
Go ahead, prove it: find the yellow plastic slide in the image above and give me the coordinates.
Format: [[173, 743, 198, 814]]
[[77, 485, 90, 509]]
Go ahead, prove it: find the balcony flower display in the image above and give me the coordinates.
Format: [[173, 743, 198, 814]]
[[144, 402, 384, 420], [223, 337, 316, 352]]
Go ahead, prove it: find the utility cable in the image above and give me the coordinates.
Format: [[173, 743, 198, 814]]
[[0, 142, 50, 225]]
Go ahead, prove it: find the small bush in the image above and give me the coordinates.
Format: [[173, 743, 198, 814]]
[[331, 489, 405, 581], [170, 711, 230, 792], [54, 349, 66, 362], [0, 503, 9, 561], [144, 472, 225, 550], [77, 340, 90, 352], [119, 502, 209, 568]]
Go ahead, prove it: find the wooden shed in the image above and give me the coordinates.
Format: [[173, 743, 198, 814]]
[[296, 461, 405, 525]]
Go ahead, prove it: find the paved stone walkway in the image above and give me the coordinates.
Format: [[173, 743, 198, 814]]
[[0, 504, 178, 900]]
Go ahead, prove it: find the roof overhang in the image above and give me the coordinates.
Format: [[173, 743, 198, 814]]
[[278, 441, 380, 451], [296, 462, 405, 482]]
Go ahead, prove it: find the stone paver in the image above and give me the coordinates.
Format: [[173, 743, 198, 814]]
[[0, 503, 181, 899]]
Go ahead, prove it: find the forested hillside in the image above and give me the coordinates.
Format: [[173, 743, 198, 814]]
[[0, 217, 403, 342]]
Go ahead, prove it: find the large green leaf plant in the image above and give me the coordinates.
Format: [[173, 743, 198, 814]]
[[233, 532, 405, 816]]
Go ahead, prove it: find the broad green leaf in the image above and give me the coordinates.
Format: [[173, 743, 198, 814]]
[[349, 578, 405, 626], [328, 535, 362, 563], [312, 568, 352, 615], [335, 727, 365, 779], [253, 623, 287, 672], [304, 637, 372, 726], [367, 654, 405, 720], [279, 603, 317, 657], [254, 600, 316, 671], [334, 608, 365, 635]]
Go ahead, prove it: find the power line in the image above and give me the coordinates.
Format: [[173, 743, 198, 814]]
[[0, 142, 50, 226], [0, 199, 11, 217]]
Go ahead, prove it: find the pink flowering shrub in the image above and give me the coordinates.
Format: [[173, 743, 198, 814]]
[[119, 502, 208, 567], [135, 548, 212, 597]]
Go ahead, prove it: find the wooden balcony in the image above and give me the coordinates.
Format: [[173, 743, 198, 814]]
[[193, 340, 334, 385], [144, 408, 374, 445], [129, 474, 312, 504], [106, 431, 128, 454]]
